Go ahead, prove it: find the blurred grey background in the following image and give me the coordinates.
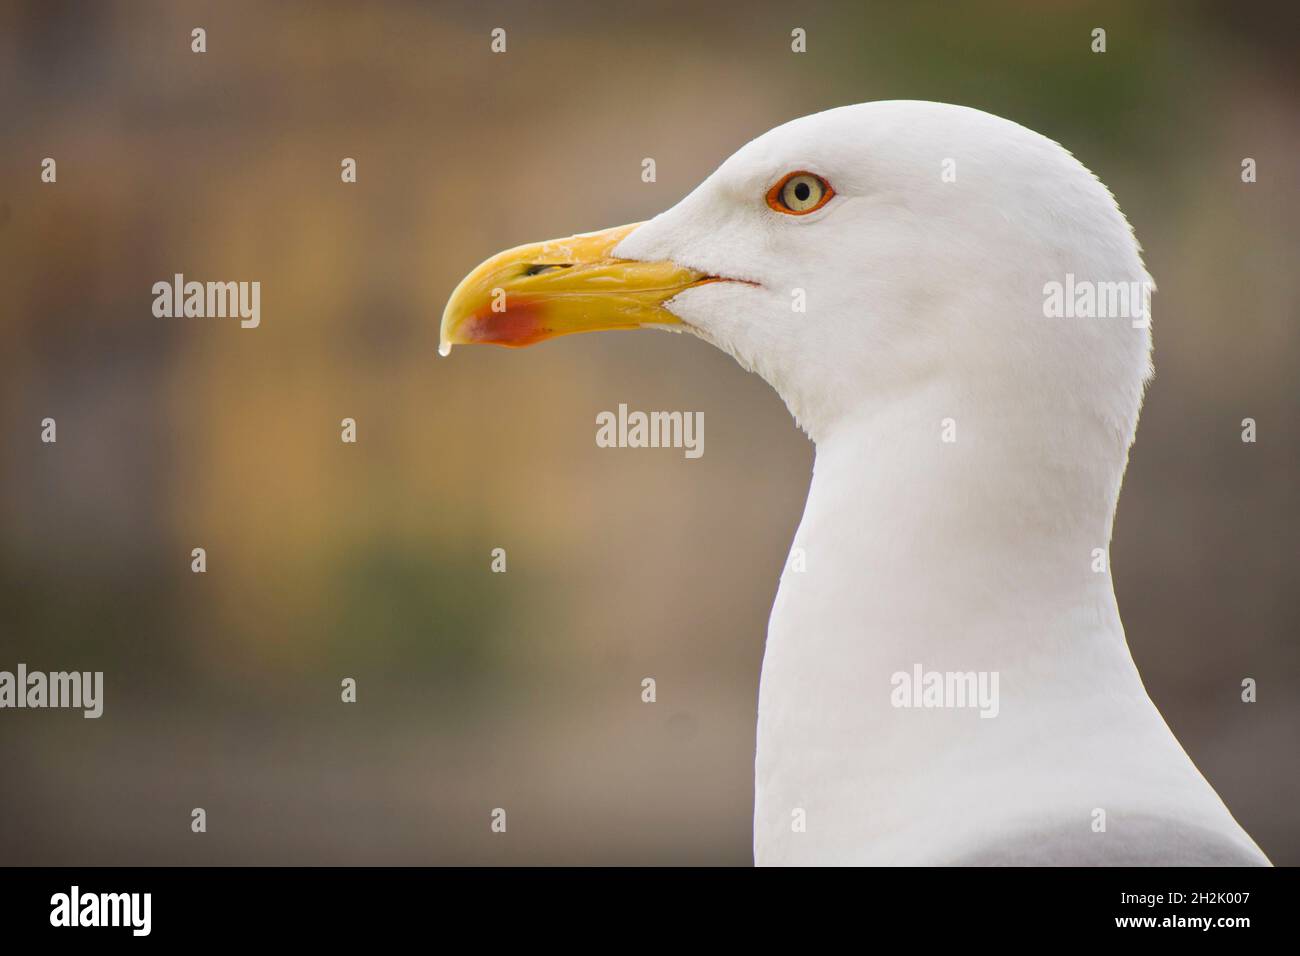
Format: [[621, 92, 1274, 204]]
[[0, 0, 1296, 864]]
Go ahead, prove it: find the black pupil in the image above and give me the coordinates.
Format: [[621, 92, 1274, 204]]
[[793, 181, 812, 202]]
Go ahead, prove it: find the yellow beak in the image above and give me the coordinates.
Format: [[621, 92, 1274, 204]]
[[439, 223, 709, 355]]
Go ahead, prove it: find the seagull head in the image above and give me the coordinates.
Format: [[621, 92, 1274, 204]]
[[441, 100, 1152, 448]]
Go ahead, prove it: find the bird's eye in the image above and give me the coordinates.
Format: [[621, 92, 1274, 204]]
[[767, 172, 834, 215]]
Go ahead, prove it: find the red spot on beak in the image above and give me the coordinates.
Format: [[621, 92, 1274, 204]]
[[459, 298, 549, 348]]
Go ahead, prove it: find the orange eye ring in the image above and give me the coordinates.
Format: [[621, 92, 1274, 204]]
[[766, 171, 835, 215]]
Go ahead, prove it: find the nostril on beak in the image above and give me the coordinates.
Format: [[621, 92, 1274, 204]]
[[522, 263, 572, 277]]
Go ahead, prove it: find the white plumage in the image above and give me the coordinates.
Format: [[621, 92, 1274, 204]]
[[614, 102, 1268, 865]]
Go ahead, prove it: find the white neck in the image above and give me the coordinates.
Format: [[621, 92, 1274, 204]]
[[752, 382, 1263, 864]]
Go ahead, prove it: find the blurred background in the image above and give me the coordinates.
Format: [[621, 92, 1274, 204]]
[[0, 0, 1296, 865]]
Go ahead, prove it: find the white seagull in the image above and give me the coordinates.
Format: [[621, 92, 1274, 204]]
[[440, 101, 1269, 866]]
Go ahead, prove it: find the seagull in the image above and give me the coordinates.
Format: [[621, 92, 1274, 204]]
[[440, 101, 1269, 866]]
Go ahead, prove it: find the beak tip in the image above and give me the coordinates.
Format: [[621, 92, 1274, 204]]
[[439, 299, 462, 356]]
